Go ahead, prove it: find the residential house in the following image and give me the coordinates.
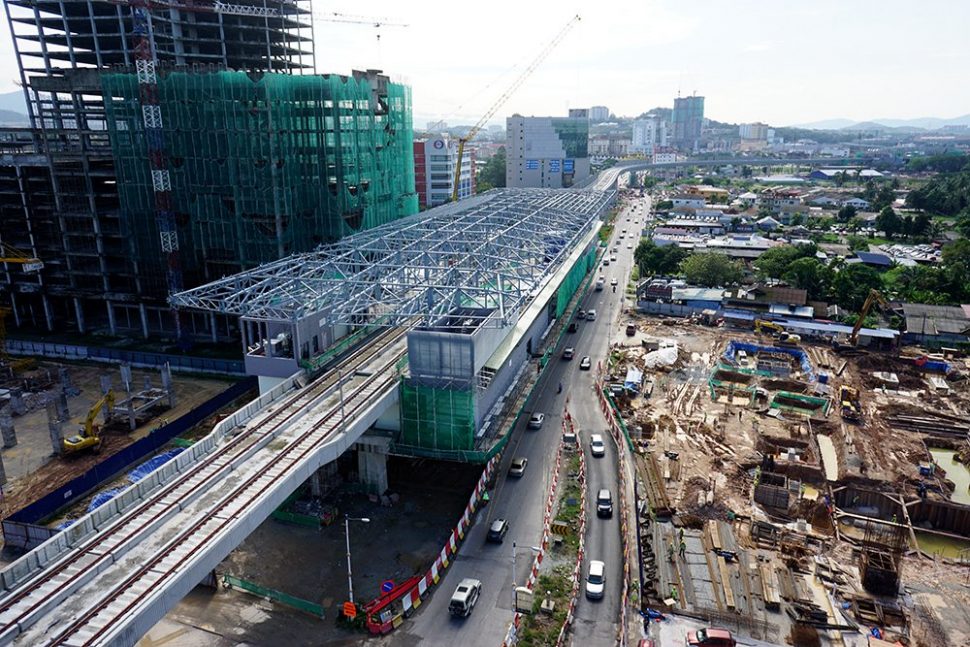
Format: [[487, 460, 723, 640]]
[[900, 303, 970, 347], [686, 185, 730, 203], [671, 194, 707, 209], [735, 191, 758, 208], [842, 197, 871, 210], [758, 188, 802, 213], [701, 234, 779, 259], [671, 287, 726, 310], [756, 216, 781, 232], [777, 204, 810, 225], [846, 251, 893, 270]]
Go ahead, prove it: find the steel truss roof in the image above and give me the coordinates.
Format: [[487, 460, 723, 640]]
[[169, 188, 613, 329]]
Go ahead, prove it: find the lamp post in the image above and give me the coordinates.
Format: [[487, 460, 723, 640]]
[[511, 541, 541, 610], [345, 515, 370, 604]]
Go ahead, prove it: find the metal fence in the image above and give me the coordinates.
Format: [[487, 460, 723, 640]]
[[6, 339, 245, 375]]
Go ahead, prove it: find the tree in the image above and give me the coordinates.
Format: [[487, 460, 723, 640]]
[[846, 235, 871, 252], [941, 239, 970, 301], [476, 146, 506, 193], [955, 208, 970, 239], [912, 212, 932, 238], [634, 240, 688, 277], [679, 252, 743, 288], [876, 206, 902, 239], [836, 204, 857, 223], [781, 257, 833, 300], [753, 243, 818, 279], [883, 265, 951, 305], [831, 264, 884, 311], [872, 183, 896, 211], [790, 213, 805, 227]]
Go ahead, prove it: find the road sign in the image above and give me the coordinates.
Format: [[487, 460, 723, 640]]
[[381, 580, 395, 594], [343, 601, 357, 618]]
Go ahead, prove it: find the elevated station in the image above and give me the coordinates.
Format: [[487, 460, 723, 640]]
[[171, 187, 614, 459]]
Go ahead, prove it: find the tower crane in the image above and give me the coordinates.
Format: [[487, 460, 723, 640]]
[[450, 14, 581, 202]]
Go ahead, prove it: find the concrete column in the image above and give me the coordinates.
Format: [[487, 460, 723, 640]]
[[42, 294, 54, 332], [139, 303, 149, 339], [60, 367, 79, 397], [357, 446, 388, 496], [47, 400, 63, 455], [310, 470, 322, 498], [106, 300, 117, 335], [9, 293, 20, 327], [100, 372, 112, 396], [8, 388, 26, 416], [73, 297, 85, 334], [210, 312, 218, 344], [160, 362, 175, 408], [0, 414, 16, 448], [143, 375, 153, 391], [56, 391, 69, 421], [0, 452, 6, 486]]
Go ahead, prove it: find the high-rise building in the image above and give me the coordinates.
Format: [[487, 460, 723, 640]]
[[672, 95, 705, 148], [632, 119, 664, 155], [739, 123, 770, 140], [568, 108, 589, 119], [505, 115, 590, 188], [414, 137, 475, 208], [589, 106, 610, 122], [0, 1, 416, 340]]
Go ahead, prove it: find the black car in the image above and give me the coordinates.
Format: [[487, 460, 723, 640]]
[[596, 489, 613, 518], [487, 518, 510, 543]]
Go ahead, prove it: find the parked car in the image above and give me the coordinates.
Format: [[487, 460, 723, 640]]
[[686, 628, 736, 647], [508, 457, 528, 477], [580, 356, 591, 370], [626, 323, 636, 336], [590, 434, 606, 457], [563, 347, 575, 360], [585, 560, 606, 599], [487, 518, 510, 543], [596, 488, 613, 518], [528, 413, 544, 429], [449, 578, 482, 617]]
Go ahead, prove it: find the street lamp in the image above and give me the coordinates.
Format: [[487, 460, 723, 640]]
[[511, 541, 541, 609], [345, 515, 370, 604]]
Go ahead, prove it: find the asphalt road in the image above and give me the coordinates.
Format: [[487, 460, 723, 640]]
[[387, 194, 648, 647]]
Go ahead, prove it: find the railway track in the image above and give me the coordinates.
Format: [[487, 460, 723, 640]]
[[0, 327, 406, 646]]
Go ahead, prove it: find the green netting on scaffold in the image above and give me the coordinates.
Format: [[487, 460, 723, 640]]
[[555, 247, 597, 317], [399, 381, 476, 452], [101, 70, 418, 288]]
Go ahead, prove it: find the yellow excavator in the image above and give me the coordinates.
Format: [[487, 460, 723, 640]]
[[754, 319, 801, 346], [63, 390, 115, 455]]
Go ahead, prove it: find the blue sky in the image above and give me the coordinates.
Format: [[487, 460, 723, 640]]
[[0, 0, 967, 126]]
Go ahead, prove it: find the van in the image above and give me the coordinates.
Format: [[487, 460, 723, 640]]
[[586, 309, 597, 321], [449, 578, 482, 617], [596, 277, 605, 291]]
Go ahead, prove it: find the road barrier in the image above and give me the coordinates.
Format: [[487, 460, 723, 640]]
[[597, 381, 637, 647], [554, 414, 587, 647], [363, 453, 499, 634]]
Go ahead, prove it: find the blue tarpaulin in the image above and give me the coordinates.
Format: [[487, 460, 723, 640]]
[[624, 367, 644, 392], [88, 487, 127, 513], [128, 448, 183, 483]]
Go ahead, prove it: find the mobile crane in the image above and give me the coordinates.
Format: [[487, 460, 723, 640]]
[[63, 390, 115, 455], [832, 289, 889, 353]]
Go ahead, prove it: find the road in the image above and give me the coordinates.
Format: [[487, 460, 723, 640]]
[[387, 191, 648, 647], [568, 193, 646, 645]]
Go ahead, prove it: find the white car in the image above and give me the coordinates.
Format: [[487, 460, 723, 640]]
[[508, 457, 528, 477], [528, 413, 545, 429], [626, 243, 633, 249], [590, 434, 606, 457], [610, 255, 617, 262], [585, 560, 606, 599], [610, 277, 618, 286]]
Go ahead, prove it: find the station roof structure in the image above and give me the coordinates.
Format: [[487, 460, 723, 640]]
[[169, 188, 613, 330]]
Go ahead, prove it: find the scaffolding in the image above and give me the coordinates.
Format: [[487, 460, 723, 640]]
[[169, 188, 614, 330], [399, 382, 476, 452], [102, 68, 417, 288]]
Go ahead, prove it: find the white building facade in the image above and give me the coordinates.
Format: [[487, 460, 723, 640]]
[[506, 115, 591, 188]]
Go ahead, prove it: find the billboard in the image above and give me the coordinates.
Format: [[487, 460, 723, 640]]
[[563, 159, 575, 173], [549, 160, 561, 172], [525, 159, 539, 170]]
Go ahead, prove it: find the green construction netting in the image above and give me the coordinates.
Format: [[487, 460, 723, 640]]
[[399, 381, 475, 452], [555, 248, 597, 317], [101, 70, 418, 290]]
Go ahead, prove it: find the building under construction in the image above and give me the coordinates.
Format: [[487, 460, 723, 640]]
[[0, 0, 417, 340]]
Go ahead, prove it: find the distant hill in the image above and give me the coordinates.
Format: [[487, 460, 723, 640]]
[[794, 114, 970, 131], [0, 109, 28, 126], [0, 90, 27, 116]]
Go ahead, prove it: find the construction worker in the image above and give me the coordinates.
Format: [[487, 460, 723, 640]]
[[679, 527, 685, 543], [679, 540, 687, 559], [667, 542, 674, 562], [482, 490, 490, 506]]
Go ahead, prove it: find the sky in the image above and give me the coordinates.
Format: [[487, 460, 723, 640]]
[[0, 0, 967, 127]]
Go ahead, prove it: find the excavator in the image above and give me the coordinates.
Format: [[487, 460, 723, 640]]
[[839, 385, 862, 422], [754, 319, 801, 346], [832, 289, 889, 354], [62, 390, 115, 455]]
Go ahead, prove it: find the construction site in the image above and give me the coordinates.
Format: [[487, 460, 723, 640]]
[[609, 301, 970, 645]]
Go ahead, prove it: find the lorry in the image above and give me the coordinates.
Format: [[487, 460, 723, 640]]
[[839, 385, 861, 422], [596, 276, 605, 291]]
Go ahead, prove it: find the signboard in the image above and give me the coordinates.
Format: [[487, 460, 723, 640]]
[[549, 159, 561, 172], [381, 580, 395, 594], [525, 159, 539, 170], [343, 601, 357, 618], [563, 159, 575, 172], [432, 139, 445, 149]]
